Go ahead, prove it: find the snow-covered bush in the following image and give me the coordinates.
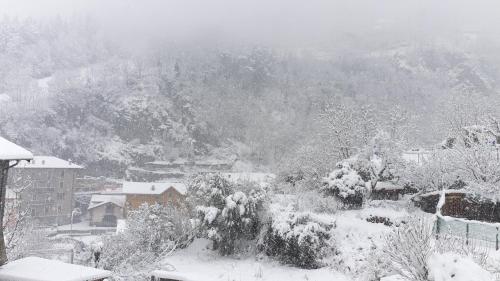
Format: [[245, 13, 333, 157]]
[[260, 211, 334, 269], [188, 173, 267, 255], [99, 203, 191, 277], [427, 252, 494, 281], [384, 216, 434, 281], [322, 161, 371, 208]]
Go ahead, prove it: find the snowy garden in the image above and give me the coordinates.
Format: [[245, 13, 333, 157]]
[[4, 123, 500, 281]]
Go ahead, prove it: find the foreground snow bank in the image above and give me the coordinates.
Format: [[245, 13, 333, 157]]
[[160, 239, 351, 281], [427, 252, 494, 281]]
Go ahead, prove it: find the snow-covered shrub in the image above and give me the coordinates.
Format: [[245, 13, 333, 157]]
[[435, 233, 489, 268], [188, 173, 267, 256], [427, 252, 494, 281], [358, 247, 394, 281], [260, 211, 334, 269], [384, 216, 434, 281], [385, 216, 495, 281], [322, 161, 371, 208], [99, 203, 191, 277]]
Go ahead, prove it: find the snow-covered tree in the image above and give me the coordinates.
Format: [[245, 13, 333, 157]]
[[318, 100, 376, 160], [188, 174, 266, 255]]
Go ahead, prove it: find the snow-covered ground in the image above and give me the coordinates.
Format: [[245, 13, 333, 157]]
[[56, 221, 116, 232], [153, 198, 413, 281], [160, 239, 352, 281]]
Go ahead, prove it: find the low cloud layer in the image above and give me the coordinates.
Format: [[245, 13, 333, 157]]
[[1, 0, 500, 49]]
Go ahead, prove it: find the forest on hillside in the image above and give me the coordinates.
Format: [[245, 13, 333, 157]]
[[1, 17, 500, 177]]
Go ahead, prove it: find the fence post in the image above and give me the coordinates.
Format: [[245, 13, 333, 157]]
[[496, 227, 499, 251], [435, 216, 441, 239], [466, 223, 469, 246]]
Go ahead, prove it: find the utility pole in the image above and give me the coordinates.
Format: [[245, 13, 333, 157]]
[[0, 160, 10, 265], [0, 137, 33, 266]]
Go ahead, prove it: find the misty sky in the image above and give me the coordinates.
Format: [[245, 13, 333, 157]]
[[1, 0, 500, 49]]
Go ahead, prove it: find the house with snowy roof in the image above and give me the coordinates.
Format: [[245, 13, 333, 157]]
[[88, 194, 126, 227], [120, 181, 187, 210], [0, 256, 111, 281], [8, 156, 83, 225]]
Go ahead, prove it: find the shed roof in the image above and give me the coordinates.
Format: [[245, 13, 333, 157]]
[[88, 194, 126, 210], [0, 137, 33, 161], [374, 181, 402, 191], [16, 156, 83, 169], [0, 256, 112, 281], [122, 181, 187, 195]]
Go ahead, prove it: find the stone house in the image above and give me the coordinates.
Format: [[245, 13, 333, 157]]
[[88, 194, 126, 227], [121, 181, 187, 210], [8, 156, 83, 225]]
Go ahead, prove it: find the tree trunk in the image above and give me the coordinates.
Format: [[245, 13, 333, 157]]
[[0, 160, 9, 265]]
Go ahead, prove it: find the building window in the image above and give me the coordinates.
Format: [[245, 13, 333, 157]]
[[59, 181, 63, 189], [57, 206, 62, 213], [57, 193, 64, 200], [45, 206, 50, 215], [30, 208, 35, 217], [61, 170, 64, 178]]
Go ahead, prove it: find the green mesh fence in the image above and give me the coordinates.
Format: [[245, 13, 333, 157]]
[[436, 215, 500, 249]]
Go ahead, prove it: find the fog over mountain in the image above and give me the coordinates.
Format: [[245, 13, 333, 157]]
[[1, 0, 500, 177]]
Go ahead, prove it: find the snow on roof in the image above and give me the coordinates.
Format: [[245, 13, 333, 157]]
[[151, 270, 197, 281], [122, 181, 187, 195], [0, 137, 33, 161], [0, 256, 112, 281], [88, 194, 126, 210], [420, 189, 470, 197], [16, 156, 83, 169], [374, 181, 402, 191]]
